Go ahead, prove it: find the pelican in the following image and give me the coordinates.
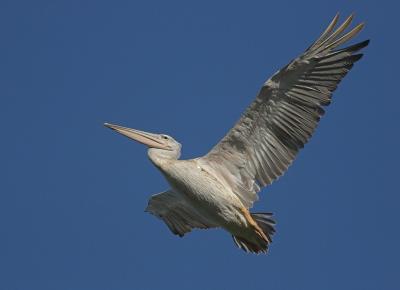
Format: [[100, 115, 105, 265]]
[[105, 14, 369, 254]]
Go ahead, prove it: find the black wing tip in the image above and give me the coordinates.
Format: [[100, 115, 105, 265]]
[[363, 39, 371, 46], [336, 39, 370, 54], [352, 53, 364, 62], [352, 39, 370, 50]]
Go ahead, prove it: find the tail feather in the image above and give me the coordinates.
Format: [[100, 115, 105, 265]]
[[232, 235, 267, 254], [232, 212, 276, 254], [251, 212, 276, 243]]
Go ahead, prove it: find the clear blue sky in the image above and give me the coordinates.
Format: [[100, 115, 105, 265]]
[[1, 1, 398, 289]]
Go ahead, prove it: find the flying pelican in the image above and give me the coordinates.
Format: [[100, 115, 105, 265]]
[[105, 14, 369, 254]]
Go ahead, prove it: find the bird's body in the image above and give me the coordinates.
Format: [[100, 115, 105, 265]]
[[105, 14, 369, 254], [148, 150, 270, 250], [155, 158, 244, 227]]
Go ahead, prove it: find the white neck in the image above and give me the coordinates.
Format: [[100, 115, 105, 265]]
[[148, 148, 180, 168]]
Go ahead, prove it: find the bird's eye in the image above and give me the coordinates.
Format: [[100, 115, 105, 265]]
[[162, 135, 169, 140]]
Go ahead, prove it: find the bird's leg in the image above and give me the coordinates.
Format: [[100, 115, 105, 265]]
[[239, 207, 268, 241]]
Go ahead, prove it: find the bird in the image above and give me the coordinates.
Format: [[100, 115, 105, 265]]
[[105, 14, 369, 254]]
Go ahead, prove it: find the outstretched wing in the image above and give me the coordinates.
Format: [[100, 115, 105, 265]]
[[146, 190, 217, 236], [199, 14, 369, 208]]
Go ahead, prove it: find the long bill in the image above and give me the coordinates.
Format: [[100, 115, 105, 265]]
[[104, 123, 168, 149]]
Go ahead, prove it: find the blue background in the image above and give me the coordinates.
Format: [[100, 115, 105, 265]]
[[1, 1, 398, 289]]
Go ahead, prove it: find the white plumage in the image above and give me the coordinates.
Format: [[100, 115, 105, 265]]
[[105, 14, 369, 254]]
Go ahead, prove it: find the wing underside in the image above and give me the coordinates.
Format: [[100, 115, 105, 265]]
[[200, 14, 369, 208], [146, 190, 217, 236]]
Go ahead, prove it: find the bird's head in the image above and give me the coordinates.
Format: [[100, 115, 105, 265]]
[[104, 122, 181, 160]]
